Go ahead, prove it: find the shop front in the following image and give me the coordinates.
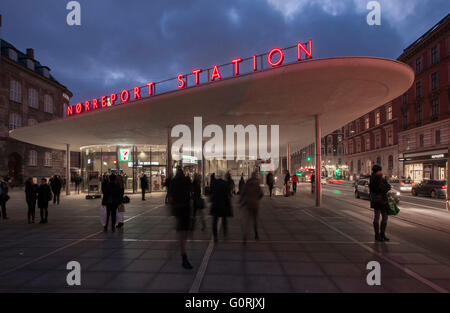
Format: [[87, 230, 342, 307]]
[[400, 149, 448, 183]]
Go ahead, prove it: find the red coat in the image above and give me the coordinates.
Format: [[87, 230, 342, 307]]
[[291, 175, 298, 183]]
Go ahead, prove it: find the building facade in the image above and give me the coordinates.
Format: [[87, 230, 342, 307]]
[[0, 39, 79, 185], [396, 14, 450, 182]]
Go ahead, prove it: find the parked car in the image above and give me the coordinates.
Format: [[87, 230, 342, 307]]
[[411, 180, 447, 199], [390, 178, 414, 193], [354, 178, 400, 203]]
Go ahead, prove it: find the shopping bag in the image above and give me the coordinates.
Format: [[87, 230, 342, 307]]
[[100, 205, 107, 226], [387, 195, 400, 216], [116, 211, 124, 223]]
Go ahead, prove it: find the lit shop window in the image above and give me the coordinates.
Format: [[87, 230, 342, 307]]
[[44, 152, 52, 167], [44, 94, 53, 113], [28, 88, 39, 108], [9, 113, 22, 130], [29, 150, 37, 166], [10, 79, 22, 103]]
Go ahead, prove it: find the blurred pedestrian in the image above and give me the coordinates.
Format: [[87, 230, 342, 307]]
[[192, 173, 206, 231], [50, 175, 62, 205], [103, 174, 123, 232], [116, 175, 125, 229], [225, 171, 235, 196], [210, 171, 232, 243], [74, 175, 81, 194], [164, 174, 172, 204], [140, 173, 149, 200], [37, 178, 52, 224], [266, 172, 274, 198], [284, 170, 290, 197], [169, 167, 193, 269], [0, 176, 9, 220], [240, 172, 263, 243], [369, 165, 391, 242], [238, 173, 245, 195], [310, 173, 315, 193], [291, 173, 298, 195], [25, 178, 38, 224]]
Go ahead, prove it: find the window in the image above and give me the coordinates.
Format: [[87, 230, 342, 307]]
[[365, 116, 370, 129], [375, 111, 380, 125], [327, 135, 333, 145], [29, 150, 37, 166], [419, 134, 424, 147], [10, 79, 22, 103], [388, 155, 393, 171], [44, 152, 52, 167], [44, 94, 53, 113], [8, 48, 18, 61], [415, 103, 422, 124], [338, 135, 342, 143], [387, 128, 393, 146], [357, 160, 361, 172], [376, 157, 381, 166], [349, 141, 354, 154], [431, 99, 439, 119], [386, 105, 392, 120], [356, 140, 361, 153], [402, 110, 408, 129], [403, 92, 408, 105], [365, 137, 370, 151], [436, 130, 441, 145], [28, 88, 39, 108], [356, 120, 360, 133], [28, 118, 37, 126], [375, 133, 381, 149], [431, 45, 438, 64], [9, 113, 22, 130], [416, 81, 422, 99], [416, 57, 422, 73], [431, 72, 438, 90]]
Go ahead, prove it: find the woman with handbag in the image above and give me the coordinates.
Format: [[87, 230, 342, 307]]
[[369, 165, 391, 242]]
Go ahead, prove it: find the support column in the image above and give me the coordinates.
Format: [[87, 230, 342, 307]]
[[66, 144, 71, 196], [315, 115, 321, 207], [287, 144, 291, 173], [167, 127, 172, 177]]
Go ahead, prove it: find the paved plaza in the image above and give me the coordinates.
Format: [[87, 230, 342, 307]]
[[0, 184, 449, 293]]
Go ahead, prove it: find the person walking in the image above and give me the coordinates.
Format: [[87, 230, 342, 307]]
[[291, 173, 298, 195], [210, 171, 232, 243], [284, 170, 290, 197], [240, 172, 264, 243], [37, 178, 52, 224], [103, 174, 123, 232], [369, 165, 391, 242], [169, 167, 193, 269], [164, 174, 172, 204], [310, 173, 315, 193], [50, 175, 62, 205], [0, 177, 9, 220], [25, 178, 38, 224], [192, 173, 206, 231], [225, 171, 235, 196], [74, 175, 81, 194], [266, 172, 274, 198], [238, 173, 245, 195], [140, 173, 149, 201]]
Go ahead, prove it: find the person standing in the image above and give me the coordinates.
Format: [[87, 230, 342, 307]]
[[284, 170, 290, 197], [225, 171, 235, 196], [266, 172, 274, 198], [169, 167, 193, 269], [103, 174, 123, 232], [0, 177, 9, 220], [369, 165, 391, 242], [210, 171, 232, 243], [238, 173, 245, 195], [140, 173, 149, 201], [74, 175, 81, 194], [310, 173, 315, 193], [50, 175, 62, 205], [192, 173, 206, 231], [240, 172, 264, 243], [37, 178, 52, 224], [164, 174, 172, 204], [25, 178, 38, 224]]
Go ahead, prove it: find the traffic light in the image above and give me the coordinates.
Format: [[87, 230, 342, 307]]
[[113, 160, 117, 165], [307, 156, 311, 162]]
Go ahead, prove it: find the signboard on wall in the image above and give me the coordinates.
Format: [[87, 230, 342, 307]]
[[119, 148, 131, 161]]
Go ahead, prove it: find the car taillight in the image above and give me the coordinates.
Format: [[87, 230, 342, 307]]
[[400, 182, 405, 186], [442, 185, 446, 189], [412, 183, 416, 187]]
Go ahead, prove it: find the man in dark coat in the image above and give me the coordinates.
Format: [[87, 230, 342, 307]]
[[210, 171, 232, 243], [169, 167, 193, 269], [266, 172, 274, 198], [50, 175, 62, 205], [369, 165, 391, 242], [25, 178, 38, 223], [37, 178, 52, 224], [103, 174, 123, 232], [140, 174, 149, 201], [284, 170, 290, 197]]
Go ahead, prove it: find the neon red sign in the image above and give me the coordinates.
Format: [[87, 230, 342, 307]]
[[67, 40, 313, 117]]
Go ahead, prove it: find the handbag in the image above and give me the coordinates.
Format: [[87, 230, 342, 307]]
[[387, 195, 400, 216]]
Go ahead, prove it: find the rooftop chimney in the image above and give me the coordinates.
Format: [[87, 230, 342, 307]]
[[26, 48, 34, 59]]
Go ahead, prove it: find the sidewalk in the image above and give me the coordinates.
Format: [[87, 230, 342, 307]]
[[0, 189, 448, 292]]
